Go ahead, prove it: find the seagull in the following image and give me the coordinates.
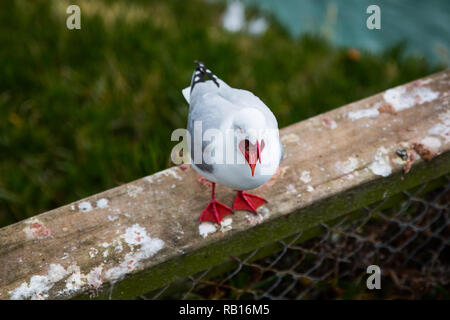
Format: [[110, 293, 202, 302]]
[[182, 61, 283, 224]]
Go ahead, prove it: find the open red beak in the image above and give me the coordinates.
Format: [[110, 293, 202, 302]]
[[239, 139, 265, 177]]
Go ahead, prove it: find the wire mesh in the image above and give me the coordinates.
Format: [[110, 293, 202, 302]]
[[141, 176, 450, 300]]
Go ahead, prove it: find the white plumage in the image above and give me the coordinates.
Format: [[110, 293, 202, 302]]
[[183, 64, 283, 190]]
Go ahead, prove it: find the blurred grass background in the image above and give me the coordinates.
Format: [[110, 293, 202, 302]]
[[0, 0, 445, 228]]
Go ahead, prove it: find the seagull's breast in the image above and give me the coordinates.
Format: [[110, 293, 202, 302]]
[[192, 134, 282, 190]]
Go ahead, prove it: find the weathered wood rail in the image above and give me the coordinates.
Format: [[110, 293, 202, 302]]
[[1, 70, 449, 300]]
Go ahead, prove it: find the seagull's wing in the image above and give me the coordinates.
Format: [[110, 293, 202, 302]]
[[186, 91, 237, 174], [218, 86, 279, 130], [185, 62, 239, 132], [184, 62, 238, 173], [188, 92, 235, 130]]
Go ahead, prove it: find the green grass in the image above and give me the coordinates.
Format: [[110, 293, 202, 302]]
[[0, 0, 444, 227]]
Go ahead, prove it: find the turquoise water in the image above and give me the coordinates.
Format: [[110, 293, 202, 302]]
[[244, 0, 450, 65]]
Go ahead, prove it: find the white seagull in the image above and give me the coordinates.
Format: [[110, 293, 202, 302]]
[[182, 61, 283, 224]]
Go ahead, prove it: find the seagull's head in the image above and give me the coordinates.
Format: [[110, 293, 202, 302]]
[[233, 108, 267, 177]]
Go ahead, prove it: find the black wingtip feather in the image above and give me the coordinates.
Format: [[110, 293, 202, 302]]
[[190, 61, 219, 92]]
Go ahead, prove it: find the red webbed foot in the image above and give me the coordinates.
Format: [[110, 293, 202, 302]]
[[233, 191, 267, 213], [199, 182, 233, 224], [200, 199, 233, 224]]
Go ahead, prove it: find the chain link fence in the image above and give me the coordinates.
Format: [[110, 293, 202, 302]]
[[141, 176, 449, 300]]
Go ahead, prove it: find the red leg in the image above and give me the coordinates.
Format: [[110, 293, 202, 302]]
[[233, 190, 267, 213], [200, 183, 233, 224]]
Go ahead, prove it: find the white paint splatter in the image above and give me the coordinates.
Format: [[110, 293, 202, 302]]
[[59, 253, 69, 260], [107, 215, 118, 222], [438, 109, 450, 125], [63, 265, 86, 294], [31, 293, 48, 300], [22, 219, 51, 239], [348, 105, 380, 121], [144, 167, 183, 184], [422, 136, 442, 150], [345, 173, 355, 180], [286, 184, 297, 193], [368, 147, 392, 177], [335, 157, 359, 174], [47, 264, 68, 282], [428, 109, 450, 144], [220, 217, 233, 233], [245, 213, 264, 225], [199, 222, 217, 238], [101, 242, 110, 248], [257, 206, 271, 219], [96, 198, 108, 208], [300, 171, 311, 183], [123, 224, 149, 246], [104, 224, 164, 283], [322, 117, 337, 129], [113, 239, 123, 252], [164, 168, 182, 181], [10, 277, 50, 300], [429, 123, 448, 136], [281, 133, 300, 144], [127, 185, 143, 198], [9, 264, 68, 300], [87, 266, 103, 290], [78, 201, 93, 213], [383, 85, 439, 111], [88, 247, 98, 258]]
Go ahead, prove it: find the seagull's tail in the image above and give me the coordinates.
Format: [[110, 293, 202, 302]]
[[190, 61, 220, 92]]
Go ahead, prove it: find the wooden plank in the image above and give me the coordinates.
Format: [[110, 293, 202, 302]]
[[0, 70, 449, 300]]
